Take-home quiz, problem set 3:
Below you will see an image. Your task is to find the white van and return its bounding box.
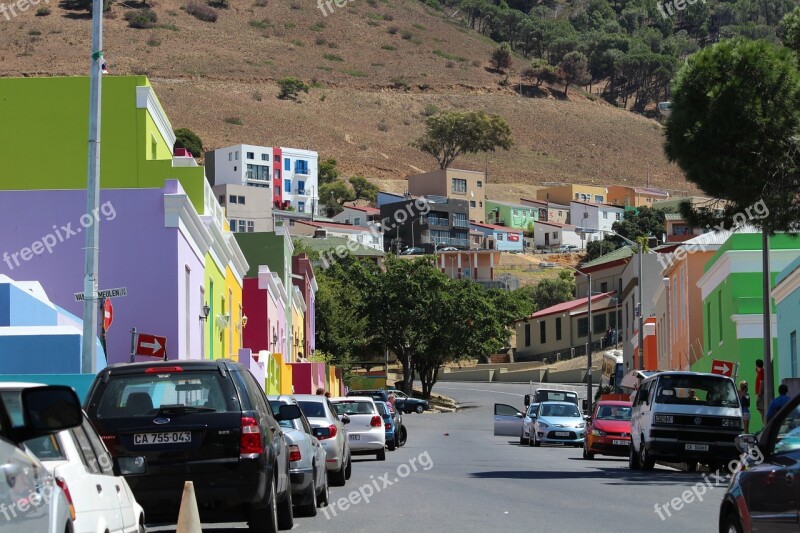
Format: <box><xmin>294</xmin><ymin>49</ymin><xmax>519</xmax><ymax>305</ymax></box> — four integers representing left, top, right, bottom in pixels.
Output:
<box><xmin>629</xmin><ymin>371</ymin><xmax>742</xmax><ymax>472</ymax></box>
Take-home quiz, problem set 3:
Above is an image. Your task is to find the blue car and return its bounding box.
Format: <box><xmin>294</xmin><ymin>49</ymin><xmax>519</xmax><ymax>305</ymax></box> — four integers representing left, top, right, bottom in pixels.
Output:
<box><xmin>376</xmin><ymin>401</ymin><xmax>404</xmax><ymax>451</ymax></box>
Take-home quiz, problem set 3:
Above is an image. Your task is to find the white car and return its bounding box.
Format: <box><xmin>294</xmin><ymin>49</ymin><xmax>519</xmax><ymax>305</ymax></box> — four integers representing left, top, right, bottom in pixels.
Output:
<box><xmin>0</xmin><ymin>385</ymin><xmax>82</xmax><ymax>533</ymax></box>
<box><xmin>330</xmin><ymin>397</ymin><xmax>386</xmax><ymax>461</ymax></box>
<box><xmin>294</xmin><ymin>395</ymin><xmax>352</xmax><ymax>487</ymax></box>
<box><xmin>0</xmin><ymin>384</ymin><xmax>145</xmax><ymax>533</ymax></box>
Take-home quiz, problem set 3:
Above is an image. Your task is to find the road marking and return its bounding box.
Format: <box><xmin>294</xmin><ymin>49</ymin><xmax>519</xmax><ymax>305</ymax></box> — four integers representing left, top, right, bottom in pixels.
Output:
<box><xmin>435</xmin><ymin>387</ymin><xmax>523</xmax><ymax>397</ymax></box>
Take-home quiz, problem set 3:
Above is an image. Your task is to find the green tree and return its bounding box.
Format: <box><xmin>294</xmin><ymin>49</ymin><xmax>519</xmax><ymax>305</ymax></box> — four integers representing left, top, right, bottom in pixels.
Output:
<box><xmin>522</xmin><ymin>58</ymin><xmax>560</xmax><ymax>87</ymax></box>
<box><xmin>664</xmin><ymin>39</ymin><xmax>800</xmax><ymax>234</ymax></box>
<box><xmin>584</xmin><ymin>238</ymin><xmax>620</xmax><ymax>262</ymax></box>
<box><xmin>319</xmin><ymin>181</ymin><xmax>355</xmax><ymax>217</ymax></box>
<box><xmin>491</xmin><ymin>42</ymin><xmax>513</xmax><ymax>72</ymax></box>
<box><xmin>319</xmin><ymin>158</ymin><xmax>339</xmax><ymax>185</ymax></box>
<box><xmin>174</xmin><ymin>128</ymin><xmax>203</xmax><ymax>157</ymax></box>
<box><xmin>780</xmin><ymin>6</ymin><xmax>800</xmax><ymax>51</ymax></box>
<box><xmin>277</xmin><ymin>77</ymin><xmax>310</xmax><ymax>101</ymax></box>
<box><xmin>559</xmin><ymin>51</ymin><xmax>591</xmax><ymax>96</ymax></box>
<box><xmin>531</xmin><ymin>270</ymin><xmax>575</xmax><ymax>309</ymax></box>
<box><xmin>348</xmin><ymin>176</ymin><xmax>380</xmax><ymax>204</ymax></box>
<box><xmin>412</xmin><ymin>110</ymin><xmax>513</xmax><ymax>169</ymax></box>
<box><xmin>610</xmin><ymin>206</ymin><xmax>666</xmax><ymax>243</ymax></box>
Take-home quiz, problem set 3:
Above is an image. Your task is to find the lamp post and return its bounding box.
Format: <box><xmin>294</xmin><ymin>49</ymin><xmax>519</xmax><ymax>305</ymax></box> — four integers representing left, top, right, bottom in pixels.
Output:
<box><xmin>606</xmin><ymin>231</ymin><xmax>646</xmax><ymax>370</ymax></box>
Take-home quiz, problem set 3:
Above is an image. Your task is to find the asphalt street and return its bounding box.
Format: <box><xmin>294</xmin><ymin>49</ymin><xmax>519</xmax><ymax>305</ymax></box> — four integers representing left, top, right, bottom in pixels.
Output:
<box><xmin>150</xmin><ymin>382</ymin><xmax>724</xmax><ymax>533</ymax></box>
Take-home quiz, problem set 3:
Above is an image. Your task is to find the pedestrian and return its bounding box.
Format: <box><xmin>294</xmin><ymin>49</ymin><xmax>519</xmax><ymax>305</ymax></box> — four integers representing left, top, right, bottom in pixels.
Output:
<box><xmin>738</xmin><ymin>381</ymin><xmax>751</xmax><ymax>433</ymax></box>
<box><xmin>767</xmin><ymin>383</ymin><xmax>791</xmax><ymax>421</ymax></box>
<box><xmin>755</xmin><ymin>359</ymin><xmax>765</xmax><ymax>423</ymax></box>
<box><xmin>324</xmin><ymin>392</ymin><xmax>331</xmax><ymax>398</ymax></box>
<box><xmin>315</xmin><ymin>387</ymin><xmax>325</xmax><ymax>396</ymax></box>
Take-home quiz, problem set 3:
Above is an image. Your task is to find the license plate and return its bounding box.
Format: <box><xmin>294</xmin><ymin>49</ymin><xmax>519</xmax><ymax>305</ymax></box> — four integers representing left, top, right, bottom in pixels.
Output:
<box><xmin>134</xmin><ymin>432</ymin><xmax>191</xmax><ymax>445</ymax></box>
<box><xmin>685</xmin><ymin>443</ymin><xmax>709</xmax><ymax>451</ymax></box>
<box><xmin>555</xmin><ymin>431</ymin><xmax>570</xmax><ymax>437</ymax></box>
<box><xmin>612</xmin><ymin>440</ymin><xmax>627</xmax><ymax>446</ymax></box>
<box><xmin>349</xmin><ymin>434</ymin><xmax>360</xmax><ymax>440</ymax></box>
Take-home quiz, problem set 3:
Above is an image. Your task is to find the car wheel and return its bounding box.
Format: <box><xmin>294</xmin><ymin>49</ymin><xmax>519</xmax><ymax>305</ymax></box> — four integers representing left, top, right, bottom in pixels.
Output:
<box><xmin>583</xmin><ymin>443</ymin><xmax>594</xmax><ymax>460</ymax></box>
<box><xmin>138</xmin><ymin>515</ymin><xmax>146</xmax><ymax>533</ymax></box>
<box><xmin>249</xmin><ymin>478</ymin><xmax>279</xmax><ymax>533</ymax></box>
<box><xmin>721</xmin><ymin>512</ymin><xmax>744</xmax><ymax>533</ymax></box>
<box><xmin>387</xmin><ymin>437</ymin><xmax>396</xmax><ymax>451</ymax></box>
<box><xmin>639</xmin><ymin>441</ymin><xmax>655</xmax><ymax>471</ymax></box>
<box><xmin>298</xmin><ymin>467</ymin><xmax>318</xmax><ymax>517</ymax></box>
<box><xmin>277</xmin><ymin>479</ymin><xmax>294</xmax><ymax>530</ymax></box>
<box><xmin>629</xmin><ymin>443</ymin><xmax>640</xmax><ymax>470</ymax></box>
<box><xmin>415</xmin><ymin>404</ymin><xmax>425</xmax><ymax>414</ymax></box>
<box><xmin>377</xmin><ymin>448</ymin><xmax>386</xmax><ymax>461</ymax></box>
<box><xmin>398</xmin><ymin>425</ymin><xmax>407</xmax><ymax>447</ymax></box>
<box><xmin>331</xmin><ymin>458</ymin><xmax>346</xmax><ymax>487</ymax></box>
<box><xmin>344</xmin><ymin>453</ymin><xmax>352</xmax><ymax>480</ymax></box>
<box><xmin>318</xmin><ymin>471</ymin><xmax>329</xmax><ymax>508</ymax></box>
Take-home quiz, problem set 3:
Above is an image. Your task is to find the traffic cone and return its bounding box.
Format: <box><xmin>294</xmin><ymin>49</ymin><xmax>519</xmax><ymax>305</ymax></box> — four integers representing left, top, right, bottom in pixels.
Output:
<box><xmin>176</xmin><ymin>481</ymin><xmax>202</xmax><ymax>533</ymax></box>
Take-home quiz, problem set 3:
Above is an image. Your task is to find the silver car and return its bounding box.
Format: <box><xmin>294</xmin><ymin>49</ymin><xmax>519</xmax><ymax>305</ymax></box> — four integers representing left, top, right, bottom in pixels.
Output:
<box><xmin>330</xmin><ymin>397</ymin><xmax>386</xmax><ymax>461</ymax></box>
<box><xmin>268</xmin><ymin>396</ymin><xmax>329</xmax><ymax>517</ymax></box>
<box><xmin>531</xmin><ymin>401</ymin><xmax>586</xmax><ymax>447</ymax></box>
<box><xmin>294</xmin><ymin>394</ymin><xmax>351</xmax><ymax>487</ymax></box>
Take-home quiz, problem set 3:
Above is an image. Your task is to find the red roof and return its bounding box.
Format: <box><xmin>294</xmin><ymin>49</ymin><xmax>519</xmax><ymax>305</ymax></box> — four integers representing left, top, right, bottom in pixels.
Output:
<box><xmin>526</xmin><ymin>292</ymin><xmax>615</xmax><ymax>320</ymax></box>
<box><xmin>470</xmin><ymin>222</ymin><xmax>522</xmax><ymax>233</ymax></box>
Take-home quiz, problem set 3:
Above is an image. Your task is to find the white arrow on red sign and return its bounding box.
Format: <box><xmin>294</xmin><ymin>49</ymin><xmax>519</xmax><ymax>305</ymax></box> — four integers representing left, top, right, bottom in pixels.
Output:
<box><xmin>711</xmin><ymin>359</ymin><xmax>733</xmax><ymax>377</ymax></box>
<box><xmin>134</xmin><ymin>333</ymin><xmax>167</xmax><ymax>358</ymax></box>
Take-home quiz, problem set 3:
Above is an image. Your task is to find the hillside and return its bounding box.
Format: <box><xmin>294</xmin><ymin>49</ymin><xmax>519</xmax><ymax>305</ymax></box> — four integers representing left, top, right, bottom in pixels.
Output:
<box><xmin>0</xmin><ymin>0</ymin><xmax>691</xmax><ymax>192</ymax></box>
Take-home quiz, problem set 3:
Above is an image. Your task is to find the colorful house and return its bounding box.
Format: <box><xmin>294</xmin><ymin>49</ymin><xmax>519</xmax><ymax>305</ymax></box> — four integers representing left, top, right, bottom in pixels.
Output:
<box><xmin>485</xmin><ymin>200</ymin><xmax>538</xmax><ymax>230</ymax></box>
<box><xmin>290</xmin><ymin>286</ymin><xmax>306</xmax><ymax>361</ymax></box>
<box><xmin>536</xmin><ymin>184</ymin><xmax>608</xmax><ymax>206</ymax></box>
<box><xmin>772</xmin><ymin>255</ymin><xmax>800</xmax><ymax>380</ymax></box>
<box><xmin>607</xmin><ymin>186</ymin><xmax>669</xmax><ymax>208</ymax></box>
<box><xmin>469</xmin><ymin>223</ymin><xmax>523</xmax><ymax>252</ymax></box>
<box><xmin>292</xmin><ymin>254</ymin><xmax>318</xmax><ymax>359</ymax></box>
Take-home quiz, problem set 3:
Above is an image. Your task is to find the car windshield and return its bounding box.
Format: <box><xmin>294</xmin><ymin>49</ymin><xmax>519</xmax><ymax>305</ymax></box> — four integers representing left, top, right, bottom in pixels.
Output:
<box><xmin>526</xmin><ymin>404</ymin><xmax>539</xmax><ymax>417</ymax></box>
<box><xmin>654</xmin><ymin>375</ymin><xmax>739</xmax><ymax>407</ymax></box>
<box><xmin>540</xmin><ymin>404</ymin><xmax>581</xmax><ymax>418</ymax></box>
<box><xmin>595</xmin><ymin>406</ymin><xmax>632</xmax><ymax>420</ymax></box>
<box><xmin>269</xmin><ymin>400</ymin><xmax>297</xmax><ymax>430</ymax></box>
<box><xmin>332</xmin><ymin>400</ymin><xmax>375</xmax><ymax>415</ymax></box>
<box><xmin>95</xmin><ymin>372</ymin><xmax>236</xmax><ymax>418</ymax></box>
<box><xmin>536</xmin><ymin>391</ymin><xmax>578</xmax><ymax>404</ymax></box>
<box><xmin>297</xmin><ymin>400</ymin><xmax>327</xmax><ymax>419</ymax></box>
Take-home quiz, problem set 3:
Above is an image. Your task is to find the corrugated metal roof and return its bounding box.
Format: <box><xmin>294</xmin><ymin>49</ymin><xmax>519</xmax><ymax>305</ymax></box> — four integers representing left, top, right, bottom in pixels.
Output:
<box><xmin>579</xmin><ymin>245</ymin><xmax>634</xmax><ymax>269</ymax></box>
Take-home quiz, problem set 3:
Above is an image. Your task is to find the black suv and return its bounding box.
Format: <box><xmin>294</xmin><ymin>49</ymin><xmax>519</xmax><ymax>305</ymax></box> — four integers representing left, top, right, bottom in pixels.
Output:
<box><xmin>84</xmin><ymin>360</ymin><xmax>300</xmax><ymax>531</ymax></box>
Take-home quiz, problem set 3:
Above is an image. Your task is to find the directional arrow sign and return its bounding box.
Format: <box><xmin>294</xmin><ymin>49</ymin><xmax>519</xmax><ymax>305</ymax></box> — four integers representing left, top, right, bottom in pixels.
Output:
<box><xmin>134</xmin><ymin>332</ymin><xmax>167</xmax><ymax>359</ymax></box>
<box><xmin>711</xmin><ymin>359</ymin><xmax>733</xmax><ymax>377</ymax></box>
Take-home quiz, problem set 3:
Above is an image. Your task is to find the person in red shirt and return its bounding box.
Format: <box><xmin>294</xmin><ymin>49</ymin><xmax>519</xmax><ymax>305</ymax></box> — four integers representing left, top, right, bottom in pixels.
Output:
<box><xmin>755</xmin><ymin>359</ymin><xmax>764</xmax><ymax>423</ymax></box>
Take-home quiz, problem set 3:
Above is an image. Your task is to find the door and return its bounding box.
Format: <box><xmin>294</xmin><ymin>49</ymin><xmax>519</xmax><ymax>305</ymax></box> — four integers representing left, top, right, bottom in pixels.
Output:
<box><xmin>494</xmin><ymin>404</ymin><xmax>524</xmax><ymax>436</ymax></box>
<box><xmin>746</xmin><ymin>401</ymin><xmax>800</xmax><ymax>531</ymax></box>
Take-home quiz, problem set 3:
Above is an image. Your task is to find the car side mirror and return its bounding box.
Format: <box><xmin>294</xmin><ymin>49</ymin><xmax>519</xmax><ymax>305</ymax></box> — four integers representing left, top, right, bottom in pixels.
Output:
<box><xmin>16</xmin><ymin>386</ymin><xmax>82</xmax><ymax>442</ymax></box>
<box><xmin>278</xmin><ymin>404</ymin><xmax>302</xmax><ymax>421</ymax></box>
<box><xmin>735</xmin><ymin>434</ymin><xmax>758</xmax><ymax>454</ymax></box>
<box><xmin>515</xmin><ymin>412</ymin><xmax>524</xmax><ymax>418</ymax></box>
<box><xmin>340</xmin><ymin>414</ymin><xmax>350</xmax><ymax>425</ymax></box>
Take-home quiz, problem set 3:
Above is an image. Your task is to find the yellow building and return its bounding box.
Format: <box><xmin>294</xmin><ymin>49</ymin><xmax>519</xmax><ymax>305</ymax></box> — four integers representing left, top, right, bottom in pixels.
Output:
<box><xmin>291</xmin><ymin>286</ymin><xmax>307</xmax><ymax>361</ymax></box>
<box><xmin>536</xmin><ymin>185</ymin><xmax>608</xmax><ymax>206</ymax></box>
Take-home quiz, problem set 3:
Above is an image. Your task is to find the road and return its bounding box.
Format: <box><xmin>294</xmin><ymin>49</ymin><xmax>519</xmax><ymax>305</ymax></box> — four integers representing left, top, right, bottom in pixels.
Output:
<box><xmin>150</xmin><ymin>382</ymin><xmax>724</xmax><ymax>532</ymax></box>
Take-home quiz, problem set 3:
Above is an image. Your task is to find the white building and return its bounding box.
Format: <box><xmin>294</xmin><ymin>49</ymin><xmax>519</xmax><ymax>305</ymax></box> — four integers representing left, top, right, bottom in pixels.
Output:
<box><xmin>204</xmin><ymin>144</ymin><xmax>319</xmax><ymax>215</ymax></box>
<box><xmin>570</xmin><ymin>200</ymin><xmax>626</xmax><ymax>247</ymax></box>
<box><xmin>533</xmin><ymin>220</ymin><xmax>582</xmax><ymax>250</ymax></box>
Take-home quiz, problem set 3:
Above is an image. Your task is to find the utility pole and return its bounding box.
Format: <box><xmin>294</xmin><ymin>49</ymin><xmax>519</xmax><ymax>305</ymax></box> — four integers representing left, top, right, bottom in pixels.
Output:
<box><xmin>81</xmin><ymin>0</ymin><xmax>104</xmax><ymax>374</ymax></box>
<box><xmin>762</xmin><ymin>231</ymin><xmax>774</xmax><ymax>410</ymax></box>
<box><xmin>587</xmin><ymin>272</ymin><xmax>593</xmax><ymax>416</ymax></box>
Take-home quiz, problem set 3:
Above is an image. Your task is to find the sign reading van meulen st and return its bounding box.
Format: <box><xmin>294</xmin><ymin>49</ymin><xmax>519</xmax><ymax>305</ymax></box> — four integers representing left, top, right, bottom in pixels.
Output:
<box><xmin>74</xmin><ymin>287</ymin><xmax>128</xmax><ymax>301</ymax></box>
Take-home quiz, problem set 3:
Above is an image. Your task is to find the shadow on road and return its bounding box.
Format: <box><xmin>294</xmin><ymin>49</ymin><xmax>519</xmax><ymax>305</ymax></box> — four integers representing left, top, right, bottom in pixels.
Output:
<box><xmin>469</xmin><ymin>466</ymin><xmax>702</xmax><ymax>486</ymax></box>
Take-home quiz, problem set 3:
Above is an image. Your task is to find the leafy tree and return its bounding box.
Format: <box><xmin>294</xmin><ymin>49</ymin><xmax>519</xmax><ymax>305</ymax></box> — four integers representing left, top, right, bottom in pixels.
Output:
<box><xmin>348</xmin><ymin>176</ymin><xmax>380</xmax><ymax>204</ymax></box>
<box><xmin>412</xmin><ymin>110</ymin><xmax>513</xmax><ymax>169</ymax></box>
<box><xmin>491</xmin><ymin>42</ymin><xmax>513</xmax><ymax>72</ymax></box>
<box><xmin>780</xmin><ymin>6</ymin><xmax>800</xmax><ymax>51</ymax></box>
<box><xmin>174</xmin><ymin>128</ymin><xmax>203</xmax><ymax>158</ymax></box>
<box><xmin>610</xmin><ymin>206</ymin><xmax>666</xmax><ymax>243</ymax></box>
<box><xmin>319</xmin><ymin>181</ymin><xmax>355</xmax><ymax>217</ymax></box>
<box><xmin>664</xmin><ymin>39</ymin><xmax>800</xmax><ymax>234</ymax></box>
<box><xmin>319</xmin><ymin>158</ymin><xmax>339</xmax><ymax>186</ymax></box>
<box><xmin>584</xmin><ymin>238</ymin><xmax>620</xmax><ymax>262</ymax></box>
<box><xmin>559</xmin><ymin>51</ymin><xmax>591</xmax><ymax>96</ymax></box>
<box><xmin>277</xmin><ymin>77</ymin><xmax>310</xmax><ymax>101</ymax></box>
<box><xmin>522</xmin><ymin>58</ymin><xmax>560</xmax><ymax>87</ymax></box>
<box><xmin>531</xmin><ymin>270</ymin><xmax>575</xmax><ymax>309</ymax></box>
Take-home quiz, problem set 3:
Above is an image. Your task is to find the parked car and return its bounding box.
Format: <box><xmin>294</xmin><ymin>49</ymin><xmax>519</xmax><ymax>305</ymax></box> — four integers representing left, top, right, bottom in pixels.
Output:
<box><xmin>84</xmin><ymin>360</ymin><xmax>299</xmax><ymax>532</ymax></box>
<box><xmin>399</xmin><ymin>247</ymin><xmax>425</xmax><ymax>255</ymax></box>
<box><xmin>294</xmin><ymin>394</ymin><xmax>351</xmax><ymax>487</ymax></box>
<box><xmin>556</xmin><ymin>244</ymin><xmax>578</xmax><ymax>252</ymax></box>
<box><xmin>629</xmin><ymin>371</ymin><xmax>742</xmax><ymax>472</ymax></box>
<box><xmin>440</xmin><ymin>247</ymin><xmax>459</xmax><ymax>251</ymax></box>
<box><xmin>0</xmin><ymin>385</ymin><xmax>81</xmax><ymax>533</ymax></box>
<box><xmin>0</xmin><ymin>383</ymin><xmax>145</xmax><ymax>533</ymax></box>
<box><xmin>350</xmin><ymin>389</ymin><xmax>429</xmax><ymax>414</ymax></box>
<box><xmin>530</xmin><ymin>401</ymin><xmax>586</xmax><ymax>447</ymax></box>
<box><xmin>493</xmin><ymin>403</ymin><xmax>525</xmax><ymax>437</ymax></box>
<box><xmin>329</xmin><ymin>397</ymin><xmax>386</xmax><ymax>461</ymax></box>
<box><xmin>268</xmin><ymin>396</ymin><xmax>329</xmax><ymax>517</ymax></box>
<box><xmin>521</xmin><ymin>403</ymin><xmax>539</xmax><ymax>445</ymax></box>
<box><xmin>583</xmin><ymin>400</ymin><xmax>632</xmax><ymax>459</ymax></box>
<box><xmin>719</xmin><ymin>392</ymin><xmax>800</xmax><ymax>533</ymax></box>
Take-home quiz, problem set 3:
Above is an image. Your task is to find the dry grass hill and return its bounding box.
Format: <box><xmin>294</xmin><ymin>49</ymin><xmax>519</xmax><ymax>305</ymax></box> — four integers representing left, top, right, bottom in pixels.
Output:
<box><xmin>0</xmin><ymin>0</ymin><xmax>694</xmax><ymax>193</ymax></box>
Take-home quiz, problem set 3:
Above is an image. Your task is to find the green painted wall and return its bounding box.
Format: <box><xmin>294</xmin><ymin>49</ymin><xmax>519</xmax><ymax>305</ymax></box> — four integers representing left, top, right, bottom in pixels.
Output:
<box><xmin>205</xmin><ymin>257</ymin><xmax>226</xmax><ymax>360</ymax></box>
<box><xmin>0</xmin><ymin>76</ymin><xmax>204</xmax><ymax>211</ymax></box>
<box><xmin>485</xmin><ymin>201</ymin><xmax>537</xmax><ymax>230</ymax></box>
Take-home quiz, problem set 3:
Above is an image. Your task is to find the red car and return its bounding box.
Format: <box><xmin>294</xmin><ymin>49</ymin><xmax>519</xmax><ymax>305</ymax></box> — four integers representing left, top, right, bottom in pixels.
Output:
<box><xmin>583</xmin><ymin>400</ymin><xmax>633</xmax><ymax>459</ymax></box>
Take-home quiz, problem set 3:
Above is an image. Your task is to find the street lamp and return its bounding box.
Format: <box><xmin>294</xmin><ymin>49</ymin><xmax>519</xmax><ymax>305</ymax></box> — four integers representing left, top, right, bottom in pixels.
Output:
<box><xmin>566</xmin><ymin>267</ymin><xmax>594</xmax><ymax>415</ymax></box>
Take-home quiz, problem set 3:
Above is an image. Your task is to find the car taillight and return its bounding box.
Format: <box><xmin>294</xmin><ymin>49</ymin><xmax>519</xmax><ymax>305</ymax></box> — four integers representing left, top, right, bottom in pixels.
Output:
<box><xmin>99</xmin><ymin>433</ymin><xmax>119</xmax><ymax>451</ymax></box>
<box><xmin>145</xmin><ymin>366</ymin><xmax>183</xmax><ymax>373</ymax></box>
<box><xmin>56</xmin><ymin>477</ymin><xmax>76</xmax><ymax>521</ymax></box>
<box><xmin>370</xmin><ymin>415</ymin><xmax>382</xmax><ymax>428</ymax></box>
<box><xmin>240</xmin><ymin>417</ymin><xmax>262</xmax><ymax>455</ymax></box>
<box><xmin>317</xmin><ymin>424</ymin><xmax>337</xmax><ymax>440</ymax></box>
<box><xmin>288</xmin><ymin>445</ymin><xmax>301</xmax><ymax>462</ymax></box>
<box><xmin>384</xmin><ymin>423</ymin><xmax>392</xmax><ymax>430</ymax></box>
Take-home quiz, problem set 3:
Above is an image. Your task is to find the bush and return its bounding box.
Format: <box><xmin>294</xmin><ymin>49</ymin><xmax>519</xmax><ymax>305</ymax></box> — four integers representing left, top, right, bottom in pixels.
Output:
<box><xmin>186</xmin><ymin>2</ymin><xmax>218</xmax><ymax>21</ymax></box>
<box><xmin>174</xmin><ymin>128</ymin><xmax>203</xmax><ymax>157</ymax></box>
<box><xmin>323</xmin><ymin>53</ymin><xmax>343</xmax><ymax>61</ymax></box>
<box><xmin>277</xmin><ymin>77</ymin><xmax>310</xmax><ymax>100</ymax></box>
<box><xmin>401</xmin><ymin>30</ymin><xmax>412</xmax><ymax>40</ymax></box>
<box><xmin>378</xmin><ymin>122</ymin><xmax>389</xmax><ymax>132</ymax></box>
<box><xmin>315</xmin><ymin>36</ymin><xmax>326</xmax><ymax>45</ymax></box>
<box><xmin>387</xmin><ymin>25</ymin><xmax>398</xmax><ymax>34</ymax></box>
<box><xmin>124</xmin><ymin>9</ymin><xmax>157</xmax><ymax>28</ymax></box>
<box><xmin>390</xmin><ymin>77</ymin><xmax>409</xmax><ymax>90</ymax></box>
<box><xmin>35</xmin><ymin>6</ymin><xmax>50</xmax><ymax>15</ymax></box>
<box><xmin>29</xmin><ymin>30</ymin><xmax>41</xmax><ymax>35</ymax></box>
<box><xmin>147</xmin><ymin>37</ymin><xmax>161</xmax><ymax>46</ymax></box>
<box><xmin>422</xmin><ymin>103</ymin><xmax>439</xmax><ymax>116</ymax></box>
<box><xmin>224</xmin><ymin>117</ymin><xmax>243</xmax><ymax>125</ymax></box>
<box><xmin>381</xmin><ymin>44</ymin><xmax>396</xmax><ymax>51</ymax></box>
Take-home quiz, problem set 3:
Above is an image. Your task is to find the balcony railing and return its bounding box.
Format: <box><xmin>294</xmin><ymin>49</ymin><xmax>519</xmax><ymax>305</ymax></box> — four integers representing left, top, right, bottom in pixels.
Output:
<box><xmin>453</xmin><ymin>219</ymin><xmax>470</xmax><ymax>228</ymax></box>
<box><xmin>427</xmin><ymin>216</ymin><xmax>449</xmax><ymax>226</ymax></box>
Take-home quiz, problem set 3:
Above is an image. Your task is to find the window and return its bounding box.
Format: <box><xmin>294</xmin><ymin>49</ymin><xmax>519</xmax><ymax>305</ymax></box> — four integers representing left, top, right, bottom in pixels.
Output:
<box><xmin>575</xmin><ymin>193</ymin><xmax>580</xmax><ymax>199</ymax></box>
<box><xmin>452</xmin><ymin>178</ymin><xmax>467</xmax><ymax>193</ymax></box>
<box><xmin>246</xmin><ymin>152</ymin><xmax>254</xmax><ymax>159</ymax></box>
<box><xmin>616</xmin><ymin>213</ymin><xmax>621</xmax><ymax>221</ymax></box>
<box><xmin>479</xmin><ymin>201</ymin><xmax>483</xmax><ymax>207</ymax></box>
<box><xmin>593</xmin><ymin>313</ymin><xmax>607</xmax><ymax>334</ymax></box>
<box><xmin>578</xmin><ymin>317</ymin><xmax>589</xmax><ymax>337</ymax></box>
<box><xmin>298</xmin><ymin>202</ymin><xmax>306</xmax><ymax>213</ymax></box>
<box><xmin>229</xmin><ymin>219</ymin><xmax>238</xmax><ymax>232</ymax></box>
<box><xmin>603</xmin><ymin>211</ymin><xmax>608</xmax><ymax>219</ymax></box>
<box><xmin>238</xmin><ymin>196</ymin><xmax>246</xmax><ymax>205</ymax></box>
<box><xmin>600</xmin><ymin>282</ymin><xmax>608</xmax><ymax>292</ymax></box>
<box><xmin>295</xmin><ymin>160</ymin><xmax>309</xmax><ymax>174</ymax></box>
<box><xmin>285</xmin><ymin>158</ymin><xmax>291</xmax><ymax>171</ymax></box>
<box><xmin>525</xmin><ymin>324</ymin><xmax>531</xmax><ymax>346</ymax></box>
<box><xmin>555</xmin><ymin>317</ymin><xmax>562</xmax><ymax>341</ymax></box>
<box><xmin>246</xmin><ymin>164</ymin><xmax>269</xmax><ymax>181</ymax></box>
<box><xmin>285</xmin><ymin>179</ymin><xmax>291</xmax><ymax>193</ymax></box>
<box><xmin>262</xmin><ymin>153</ymin><xmax>269</xmax><ymax>161</ymax></box>
<box><xmin>497</xmin><ymin>233</ymin><xmax>504</xmax><ymax>241</ymax></box>
<box><xmin>477</xmin><ymin>180</ymin><xmax>483</xmax><ymax>188</ymax></box>
<box><xmin>297</xmin><ymin>180</ymin><xmax>305</xmax><ymax>193</ymax></box>
<box><xmin>594</xmin><ymin>195</ymin><xmax>603</xmax><ymax>202</ymax></box>
<box><xmin>239</xmin><ymin>221</ymin><xmax>247</xmax><ymax>233</ymax></box>
<box><xmin>228</xmin><ymin>152</ymin><xmax>233</xmax><ymax>161</ymax></box>
<box><xmin>234</xmin><ymin>166</ymin><xmax>237</xmax><ymax>172</ymax></box>
<box><xmin>275</xmin><ymin>155</ymin><xmax>281</xmax><ymax>163</ymax></box>
<box><xmin>540</xmin><ymin>321</ymin><xmax>546</xmax><ymax>344</ymax></box>
<box><xmin>552</xmin><ymin>232</ymin><xmax>557</xmax><ymax>238</ymax></box>
<box><xmin>71</xmin><ymin>422</ymin><xmax>103</xmax><ymax>474</ymax></box>
<box><xmin>354</xmin><ymin>217</ymin><xmax>361</xmax><ymax>225</ymax></box>
<box><xmin>247</xmin><ymin>221</ymin><xmax>254</xmax><ymax>232</ymax></box>
<box><xmin>229</xmin><ymin>195</ymin><xmax>237</xmax><ymax>204</ymax></box>
<box><xmin>235</xmin><ymin>151</ymin><xmax>239</xmax><ymax>160</ymax></box>
<box><xmin>219</xmin><ymin>195</ymin><xmax>225</xmax><ymax>204</ymax></box>
<box><xmin>470</xmin><ymin>201</ymin><xmax>476</xmax><ymax>208</ymax></box>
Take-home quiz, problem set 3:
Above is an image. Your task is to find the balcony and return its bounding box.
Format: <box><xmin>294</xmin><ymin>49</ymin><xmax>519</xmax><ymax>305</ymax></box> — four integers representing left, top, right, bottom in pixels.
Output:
<box><xmin>427</xmin><ymin>216</ymin><xmax>449</xmax><ymax>226</ymax></box>
<box><xmin>453</xmin><ymin>219</ymin><xmax>470</xmax><ymax>228</ymax></box>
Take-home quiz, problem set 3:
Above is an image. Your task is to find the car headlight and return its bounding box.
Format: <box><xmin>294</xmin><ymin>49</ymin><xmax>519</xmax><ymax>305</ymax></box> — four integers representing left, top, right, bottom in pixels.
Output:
<box><xmin>654</xmin><ymin>414</ymin><xmax>674</xmax><ymax>424</ymax></box>
<box><xmin>591</xmin><ymin>429</ymin><xmax>607</xmax><ymax>436</ymax></box>
<box><xmin>538</xmin><ymin>422</ymin><xmax>549</xmax><ymax>429</ymax></box>
<box><xmin>576</xmin><ymin>423</ymin><xmax>585</xmax><ymax>429</ymax></box>
<box><xmin>721</xmin><ymin>418</ymin><xmax>742</xmax><ymax>429</ymax></box>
